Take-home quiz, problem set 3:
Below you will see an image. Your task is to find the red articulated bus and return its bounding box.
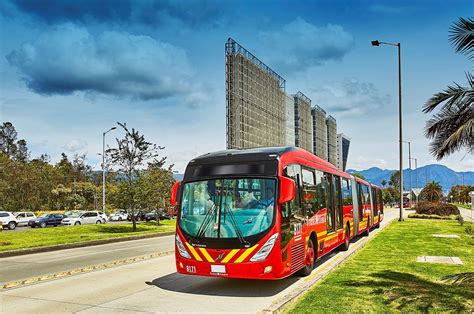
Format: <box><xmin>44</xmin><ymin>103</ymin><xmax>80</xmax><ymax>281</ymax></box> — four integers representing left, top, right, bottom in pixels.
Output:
<box><xmin>171</xmin><ymin>147</ymin><xmax>384</xmax><ymax>280</ymax></box>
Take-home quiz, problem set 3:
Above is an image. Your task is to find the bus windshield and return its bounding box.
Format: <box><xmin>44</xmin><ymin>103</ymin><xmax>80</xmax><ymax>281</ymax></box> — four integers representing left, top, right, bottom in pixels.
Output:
<box><xmin>179</xmin><ymin>178</ymin><xmax>276</xmax><ymax>240</ymax></box>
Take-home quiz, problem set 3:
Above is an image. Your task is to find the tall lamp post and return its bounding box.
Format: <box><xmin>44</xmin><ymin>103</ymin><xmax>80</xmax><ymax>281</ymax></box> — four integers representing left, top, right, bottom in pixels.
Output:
<box><xmin>372</xmin><ymin>39</ymin><xmax>403</xmax><ymax>221</ymax></box>
<box><xmin>102</xmin><ymin>127</ymin><xmax>116</xmax><ymax>213</ymax></box>
<box><xmin>403</xmin><ymin>141</ymin><xmax>412</xmax><ymax>209</ymax></box>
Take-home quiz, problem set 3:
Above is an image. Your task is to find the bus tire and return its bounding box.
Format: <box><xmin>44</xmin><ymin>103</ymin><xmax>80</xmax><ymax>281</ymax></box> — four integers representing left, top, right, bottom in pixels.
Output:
<box><xmin>298</xmin><ymin>239</ymin><xmax>315</xmax><ymax>277</ymax></box>
<box><xmin>340</xmin><ymin>225</ymin><xmax>350</xmax><ymax>251</ymax></box>
<box><xmin>375</xmin><ymin>214</ymin><xmax>381</xmax><ymax>228</ymax></box>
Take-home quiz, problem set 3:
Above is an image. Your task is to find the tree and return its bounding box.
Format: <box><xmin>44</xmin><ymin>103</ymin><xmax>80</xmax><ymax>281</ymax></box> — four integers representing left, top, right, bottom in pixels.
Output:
<box><xmin>0</xmin><ymin>122</ymin><xmax>18</xmax><ymax>156</ymax></box>
<box><xmin>106</xmin><ymin>122</ymin><xmax>165</xmax><ymax>231</ymax></box>
<box><xmin>381</xmin><ymin>180</ymin><xmax>387</xmax><ymax>189</ymax></box>
<box><xmin>423</xmin><ymin>17</ymin><xmax>474</xmax><ymax>160</ymax></box>
<box><xmin>353</xmin><ymin>172</ymin><xmax>366</xmax><ymax>180</ymax></box>
<box><xmin>14</xmin><ymin>139</ymin><xmax>29</xmax><ymax>162</ymax></box>
<box><xmin>420</xmin><ymin>181</ymin><xmax>443</xmax><ymax>203</ymax></box>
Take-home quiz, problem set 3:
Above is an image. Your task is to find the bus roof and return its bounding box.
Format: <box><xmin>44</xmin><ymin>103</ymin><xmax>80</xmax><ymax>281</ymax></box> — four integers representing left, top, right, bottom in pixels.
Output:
<box><xmin>189</xmin><ymin>146</ymin><xmax>297</xmax><ymax>165</ymax></box>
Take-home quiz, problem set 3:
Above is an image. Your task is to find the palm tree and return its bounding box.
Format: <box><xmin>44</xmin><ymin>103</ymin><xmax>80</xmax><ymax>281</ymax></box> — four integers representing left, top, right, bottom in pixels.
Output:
<box><xmin>421</xmin><ymin>181</ymin><xmax>443</xmax><ymax>202</ymax></box>
<box><xmin>423</xmin><ymin>17</ymin><xmax>473</xmax><ymax>160</ymax></box>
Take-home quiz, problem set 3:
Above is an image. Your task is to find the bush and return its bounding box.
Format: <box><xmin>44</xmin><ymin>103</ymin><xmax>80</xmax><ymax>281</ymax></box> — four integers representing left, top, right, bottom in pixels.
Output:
<box><xmin>416</xmin><ymin>202</ymin><xmax>460</xmax><ymax>216</ymax></box>
<box><xmin>456</xmin><ymin>215</ymin><xmax>464</xmax><ymax>226</ymax></box>
<box><xmin>465</xmin><ymin>225</ymin><xmax>474</xmax><ymax>235</ymax></box>
<box><xmin>408</xmin><ymin>213</ymin><xmax>456</xmax><ymax>220</ymax></box>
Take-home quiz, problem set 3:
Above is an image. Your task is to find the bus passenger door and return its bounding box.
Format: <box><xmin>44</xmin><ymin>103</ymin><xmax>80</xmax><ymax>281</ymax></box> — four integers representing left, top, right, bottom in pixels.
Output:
<box><xmin>281</xmin><ymin>165</ymin><xmax>305</xmax><ymax>251</ymax></box>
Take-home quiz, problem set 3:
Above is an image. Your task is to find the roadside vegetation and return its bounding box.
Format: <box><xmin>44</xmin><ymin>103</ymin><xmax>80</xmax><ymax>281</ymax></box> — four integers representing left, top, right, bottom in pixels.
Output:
<box><xmin>0</xmin><ymin>220</ymin><xmax>176</xmax><ymax>252</ymax></box>
<box><xmin>0</xmin><ymin>121</ymin><xmax>175</xmax><ymax>228</ymax></box>
<box><xmin>288</xmin><ymin>219</ymin><xmax>474</xmax><ymax>313</ymax></box>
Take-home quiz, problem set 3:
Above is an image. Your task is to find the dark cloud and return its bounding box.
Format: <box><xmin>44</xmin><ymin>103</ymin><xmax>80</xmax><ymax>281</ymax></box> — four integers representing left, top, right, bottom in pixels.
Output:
<box><xmin>310</xmin><ymin>78</ymin><xmax>391</xmax><ymax>116</ymax></box>
<box><xmin>6</xmin><ymin>24</ymin><xmax>199</xmax><ymax>100</ymax></box>
<box><xmin>8</xmin><ymin>0</ymin><xmax>224</xmax><ymax>27</ymax></box>
<box><xmin>260</xmin><ymin>17</ymin><xmax>353</xmax><ymax>72</ymax></box>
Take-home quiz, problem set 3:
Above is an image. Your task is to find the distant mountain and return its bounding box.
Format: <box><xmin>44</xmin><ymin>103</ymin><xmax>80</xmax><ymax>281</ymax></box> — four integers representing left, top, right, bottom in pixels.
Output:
<box><xmin>347</xmin><ymin>164</ymin><xmax>474</xmax><ymax>192</ymax></box>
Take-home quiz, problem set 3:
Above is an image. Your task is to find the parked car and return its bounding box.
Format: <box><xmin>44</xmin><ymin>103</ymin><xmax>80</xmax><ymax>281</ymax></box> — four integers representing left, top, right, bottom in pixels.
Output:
<box><xmin>109</xmin><ymin>210</ymin><xmax>128</xmax><ymax>221</ymax></box>
<box><xmin>0</xmin><ymin>211</ymin><xmax>18</xmax><ymax>230</ymax></box>
<box><xmin>97</xmin><ymin>211</ymin><xmax>107</xmax><ymax>223</ymax></box>
<box><xmin>145</xmin><ymin>209</ymin><xmax>171</xmax><ymax>221</ymax></box>
<box><xmin>28</xmin><ymin>213</ymin><xmax>66</xmax><ymax>228</ymax></box>
<box><xmin>127</xmin><ymin>210</ymin><xmax>147</xmax><ymax>222</ymax></box>
<box><xmin>61</xmin><ymin>211</ymin><xmax>104</xmax><ymax>226</ymax></box>
<box><xmin>14</xmin><ymin>212</ymin><xmax>36</xmax><ymax>227</ymax></box>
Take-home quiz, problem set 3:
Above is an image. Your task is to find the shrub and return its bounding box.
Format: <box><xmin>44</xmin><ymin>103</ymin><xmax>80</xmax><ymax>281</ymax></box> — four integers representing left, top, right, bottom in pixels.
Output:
<box><xmin>465</xmin><ymin>225</ymin><xmax>474</xmax><ymax>235</ymax></box>
<box><xmin>416</xmin><ymin>202</ymin><xmax>460</xmax><ymax>216</ymax></box>
<box><xmin>456</xmin><ymin>215</ymin><xmax>464</xmax><ymax>226</ymax></box>
<box><xmin>408</xmin><ymin>213</ymin><xmax>456</xmax><ymax>220</ymax></box>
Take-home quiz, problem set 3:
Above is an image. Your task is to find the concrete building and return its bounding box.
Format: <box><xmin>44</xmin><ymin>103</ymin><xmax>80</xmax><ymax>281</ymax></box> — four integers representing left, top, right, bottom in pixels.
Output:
<box><xmin>293</xmin><ymin>92</ymin><xmax>313</xmax><ymax>152</ymax></box>
<box><xmin>326</xmin><ymin>115</ymin><xmax>337</xmax><ymax>166</ymax></box>
<box><xmin>225</xmin><ymin>38</ymin><xmax>286</xmax><ymax>149</ymax></box>
<box><xmin>285</xmin><ymin>94</ymin><xmax>295</xmax><ymax>146</ymax></box>
<box><xmin>336</xmin><ymin>133</ymin><xmax>351</xmax><ymax>171</ymax></box>
<box><xmin>311</xmin><ymin>105</ymin><xmax>328</xmax><ymax>160</ymax></box>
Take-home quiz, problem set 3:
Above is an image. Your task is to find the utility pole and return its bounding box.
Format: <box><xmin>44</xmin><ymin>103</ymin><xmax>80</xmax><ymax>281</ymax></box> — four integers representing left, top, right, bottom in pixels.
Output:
<box><xmin>102</xmin><ymin>127</ymin><xmax>117</xmax><ymax>213</ymax></box>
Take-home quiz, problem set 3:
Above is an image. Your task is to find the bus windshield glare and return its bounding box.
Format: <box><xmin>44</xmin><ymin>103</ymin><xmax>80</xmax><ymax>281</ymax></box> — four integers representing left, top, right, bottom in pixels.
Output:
<box><xmin>179</xmin><ymin>178</ymin><xmax>276</xmax><ymax>239</ymax></box>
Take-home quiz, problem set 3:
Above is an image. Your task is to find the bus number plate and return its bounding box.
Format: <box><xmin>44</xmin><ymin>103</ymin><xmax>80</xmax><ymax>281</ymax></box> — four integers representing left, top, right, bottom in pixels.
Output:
<box><xmin>211</xmin><ymin>265</ymin><xmax>226</xmax><ymax>273</ymax></box>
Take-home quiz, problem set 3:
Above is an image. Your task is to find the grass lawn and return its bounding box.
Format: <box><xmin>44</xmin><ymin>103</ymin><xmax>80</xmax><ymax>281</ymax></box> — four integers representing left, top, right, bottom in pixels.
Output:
<box><xmin>0</xmin><ymin>220</ymin><xmax>176</xmax><ymax>252</ymax></box>
<box><xmin>288</xmin><ymin>219</ymin><xmax>474</xmax><ymax>313</ymax></box>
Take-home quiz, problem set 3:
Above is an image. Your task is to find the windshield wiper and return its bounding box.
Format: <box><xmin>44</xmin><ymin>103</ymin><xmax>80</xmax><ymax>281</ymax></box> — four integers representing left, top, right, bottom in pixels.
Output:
<box><xmin>223</xmin><ymin>204</ymin><xmax>250</xmax><ymax>247</ymax></box>
<box><xmin>194</xmin><ymin>203</ymin><xmax>217</xmax><ymax>243</ymax></box>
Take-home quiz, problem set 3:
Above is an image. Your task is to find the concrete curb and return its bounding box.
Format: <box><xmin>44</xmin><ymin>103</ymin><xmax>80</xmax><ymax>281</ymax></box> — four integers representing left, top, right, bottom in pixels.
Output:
<box><xmin>2</xmin><ymin>249</ymin><xmax>175</xmax><ymax>290</ymax></box>
<box><xmin>0</xmin><ymin>231</ymin><xmax>175</xmax><ymax>258</ymax></box>
<box><xmin>262</xmin><ymin>219</ymin><xmax>395</xmax><ymax>313</ymax></box>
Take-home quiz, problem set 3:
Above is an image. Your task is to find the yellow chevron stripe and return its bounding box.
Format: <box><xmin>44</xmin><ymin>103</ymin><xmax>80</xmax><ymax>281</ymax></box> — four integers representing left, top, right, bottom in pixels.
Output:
<box><xmin>325</xmin><ymin>233</ymin><xmax>339</xmax><ymax>241</ymax></box>
<box><xmin>198</xmin><ymin>248</ymin><xmax>215</xmax><ymax>262</ymax></box>
<box><xmin>221</xmin><ymin>249</ymin><xmax>240</xmax><ymax>263</ymax></box>
<box><xmin>185</xmin><ymin>242</ymin><xmax>203</xmax><ymax>262</ymax></box>
<box><xmin>234</xmin><ymin>244</ymin><xmax>259</xmax><ymax>263</ymax></box>
<box><xmin>317</xmin><ymin>231</ymin><xmax>327</xmax><ymax>238</ymax></box>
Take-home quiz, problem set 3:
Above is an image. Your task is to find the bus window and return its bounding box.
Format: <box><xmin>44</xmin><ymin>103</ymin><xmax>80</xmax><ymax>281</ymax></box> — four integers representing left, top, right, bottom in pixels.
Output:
<box><xmin>333</xmin><ymin>176</ymin><xmax>343</xmax><ymax>230</ymax></box>
<box><xmin>372</xmin><ymin>187</ymin><xmax>378</xmax><ymax>216</ymax></box>
<box><xmin>378</xmin><ymin>189</ymin><xmax>384</xmax><ymax>214</ymax></box>
<box><xmin>314</xmin><ymin>170</ymin><xmax>327</xmax><ymax>213</ymax></box>
<box><xmin>325</xmin><ymin>173</ymin><xmax>334</xmax><ymax>232</ymax></box>
<box><xmin>302</xmin><ymin>167</ymin><xmax>317</xmax><ymax>217</ymax></box>
<box><xmin>341</xmin><ymin>178</ymin><xmax>352</xmax><ymax>206</ymax></box>
<box><xmin>357</xmin><ymin>183</ymin><xmax>364</xmax><ymax>218</ymax></box>
<box><xmin>282</xmin><ymin>164</ymin><xmax>302</xmax><ymax>218</ymax></box>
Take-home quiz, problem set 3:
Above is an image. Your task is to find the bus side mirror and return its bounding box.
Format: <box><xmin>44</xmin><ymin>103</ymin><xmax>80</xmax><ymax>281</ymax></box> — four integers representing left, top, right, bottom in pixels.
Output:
<box><xmin>279</xmin><ymin>177</ymin><xmax>296</xmax><ymax>204</ymax></box>
<box><xmin>170</xmin><ymin>181</ymin><xmax>182</xmax><ymax>206</ymax></box>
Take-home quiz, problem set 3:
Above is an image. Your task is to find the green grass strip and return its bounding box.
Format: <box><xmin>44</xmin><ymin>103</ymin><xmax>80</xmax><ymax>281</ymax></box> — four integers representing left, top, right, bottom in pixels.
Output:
<box><xmin>288</xmin><ymin>219</ymin><xmax>474</xmax><ymax>313</ymax></box>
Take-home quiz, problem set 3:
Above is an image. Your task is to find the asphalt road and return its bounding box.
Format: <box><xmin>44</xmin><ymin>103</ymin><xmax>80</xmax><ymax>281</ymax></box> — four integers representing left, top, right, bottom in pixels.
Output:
<box><xmin>1</xmin><ymin>208</ymin><xmax>398</xmax><ymax>313</ymax></box>
<box><xmin>0</xmin><ymin>235</ymin><xmax>174</xmax><ymax>283</ymax></box>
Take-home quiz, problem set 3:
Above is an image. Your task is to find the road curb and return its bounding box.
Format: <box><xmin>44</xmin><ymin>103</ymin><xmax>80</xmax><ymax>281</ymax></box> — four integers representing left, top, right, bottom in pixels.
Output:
<box><xmin>0</xmin><ymin>231</ymin><xmax>175</xmax><ymax>258</ymax></box>
<box><xmin>262</xmin><ymin>219</ymin><xmax>395</xmax><ymax>313</ymax></box>
<box><xmin>1</xmin><ymin>249</ymin><xmax>175</xmax><ymax>290</ymax></box>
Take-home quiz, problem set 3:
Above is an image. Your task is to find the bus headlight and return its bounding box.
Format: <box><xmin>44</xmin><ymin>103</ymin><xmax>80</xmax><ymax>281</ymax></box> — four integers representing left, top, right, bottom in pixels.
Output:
<box><xmin>175</xmin><ymin>234</ymin><xmax>191</xmax><ymax>259</ymax></box>
<box><xmin>250</xmin><ymin>233</ymin><xmax>278</xmax><ymax>262</ymax></box>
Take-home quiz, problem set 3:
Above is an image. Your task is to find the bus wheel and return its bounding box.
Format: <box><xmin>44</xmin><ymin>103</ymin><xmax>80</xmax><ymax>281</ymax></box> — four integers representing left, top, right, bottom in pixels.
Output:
<box><xmin>375</xmin><ymin>214</ymin><xmax>381</xmax><ymax>228</ymax></box>
<box><xmin>298</xmin><ymin>239</ymin><xmax>315</xmax><ymax>277</ymax></box>
<box><xmin>341</xmin><ymin>226</ymin><xmax>350</xmax><ymax>251</ymax></box>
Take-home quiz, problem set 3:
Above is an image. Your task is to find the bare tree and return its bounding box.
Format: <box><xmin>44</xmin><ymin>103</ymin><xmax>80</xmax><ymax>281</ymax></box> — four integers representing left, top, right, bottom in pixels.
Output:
<box><xmin>106</xmin><ymin>122</ymin><xmax>165</xmax><ymax>231</ymax></box>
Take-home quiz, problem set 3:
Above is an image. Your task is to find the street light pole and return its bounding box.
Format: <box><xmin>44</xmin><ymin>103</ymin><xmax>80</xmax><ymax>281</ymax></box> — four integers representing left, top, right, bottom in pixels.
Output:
<box><xmin>403</xmin><ymin>141</ymin><xmax>412</xmax><ymax>209</ymax></box>
<box><xmin>372</xmin><ymin>40</ymin><xmax>404</xmax><ymax>221</ymax></box>
<box><xmin>410</xmin><ymin>157</ymin><xmax>418</xmax><ymax>209</ymax></box>
<box><xmin>102</xmin><ymin>127</ymin><xmax>116</xmax><ymax>213</ymax></box>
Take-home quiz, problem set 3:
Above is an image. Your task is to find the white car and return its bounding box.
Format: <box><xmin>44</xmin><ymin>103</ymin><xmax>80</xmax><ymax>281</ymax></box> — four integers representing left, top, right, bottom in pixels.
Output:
<box><xmin>97</xmin><ymin>211</ymin><xmax>108</xmax><ymax>223</ymax></box>
<box><xmin>0</xmin><ymin>211</ymin><xmax>18</xmax><ymax>230</ymax></box>
<box><xmin>109</xmin><ymin>211</ymin><xmax>128</xmax><ymax>221</ymax></box>
<box><xmin>14</xmin><ymin>212</ymin><xmax>37</xmax><ymax>227</ymax></box>
<box><xmin>61</xmin><ymin>211</ymin><xmax>104</xmax><ymax>226</ymax></box>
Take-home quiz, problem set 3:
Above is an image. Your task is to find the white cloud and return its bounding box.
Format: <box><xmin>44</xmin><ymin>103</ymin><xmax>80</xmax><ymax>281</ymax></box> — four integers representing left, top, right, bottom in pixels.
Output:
<box><xmin>6</xmin><ymin>23</ymin><xmax>198</xmax><ymax>101</ymax></box>
<box><xmin>310</xmin><ymin>78</ymin><xmax>391</xmax><ymax>116</ymax></box>
<box><xmin>63</xmin><ymin>139</ymin><xmax>87</xmax><ymax>153</ymax></box>
<box><xmin>260</xmin><ymin>17</ymin><xmax>353</xmax><ymax>72</ymax></box>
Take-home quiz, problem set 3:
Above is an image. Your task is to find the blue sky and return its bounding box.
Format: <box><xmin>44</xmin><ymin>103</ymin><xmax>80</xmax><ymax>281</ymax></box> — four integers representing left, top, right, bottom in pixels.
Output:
<box><xmin>0</xmin><ymin>0</ymin><xmax>472</xmax><ymax>172</ymax></box>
